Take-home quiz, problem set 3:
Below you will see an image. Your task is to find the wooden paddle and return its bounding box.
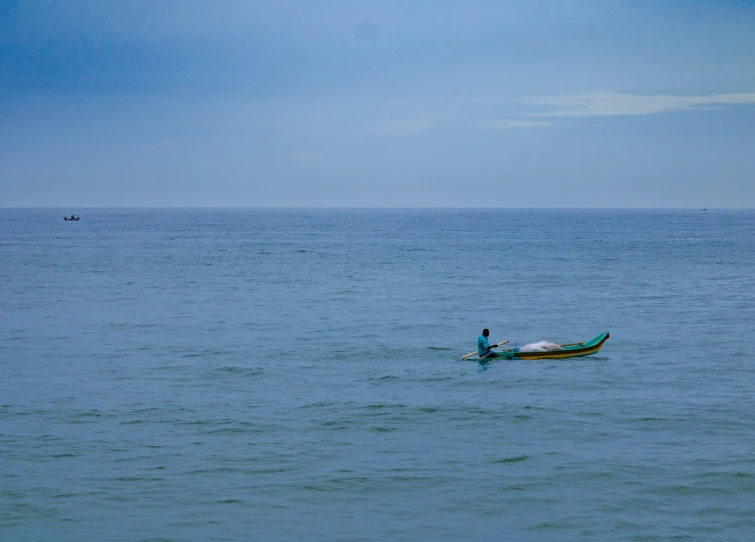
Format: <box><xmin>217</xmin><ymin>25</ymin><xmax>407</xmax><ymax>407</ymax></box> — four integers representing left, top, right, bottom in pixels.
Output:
<box><xmin>460</xmin><ymin>341</ymin><xmax>509</xmax><ymax>360</ymax></box>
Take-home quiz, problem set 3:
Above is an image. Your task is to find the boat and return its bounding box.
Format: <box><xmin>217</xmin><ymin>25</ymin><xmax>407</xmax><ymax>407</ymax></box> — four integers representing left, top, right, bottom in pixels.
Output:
<box><xmin>63</xmin><ymin>216</ymin><xmax>80</xmax><ymax>221</ymax></box>
<box><xmin>494</xmin><ymin>332</ymin><xmax>610</xmax><ymax>360</ymax></box>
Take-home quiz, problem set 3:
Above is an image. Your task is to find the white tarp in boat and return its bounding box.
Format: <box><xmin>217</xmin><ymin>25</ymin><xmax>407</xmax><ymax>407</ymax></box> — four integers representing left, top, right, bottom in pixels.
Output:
<box><xmin>519</xmin><ymin>341</ymin><xmax>562</xmax><ymax>352</ymax></box>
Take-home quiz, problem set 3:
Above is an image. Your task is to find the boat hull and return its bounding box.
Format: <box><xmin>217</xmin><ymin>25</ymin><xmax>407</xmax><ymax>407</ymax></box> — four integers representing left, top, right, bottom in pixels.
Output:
<box><xmin>495</xmin><ymin>332</ymin><xmax>609</xmax><ymax>360</ymax></box>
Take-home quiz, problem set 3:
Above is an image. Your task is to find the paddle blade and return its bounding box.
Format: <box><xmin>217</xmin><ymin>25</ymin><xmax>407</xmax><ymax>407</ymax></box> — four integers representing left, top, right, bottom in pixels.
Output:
<box><xmin>459</xmin><ymin>340</ymin><xmax>508</xmax><ymax>360</ymax></box>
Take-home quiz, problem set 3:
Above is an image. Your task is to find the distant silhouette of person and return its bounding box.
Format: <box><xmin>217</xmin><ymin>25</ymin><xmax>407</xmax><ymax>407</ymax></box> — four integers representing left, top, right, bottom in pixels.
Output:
<box><xmin>477</xmin><ymin>328</ymin><xmax>500</xmax><ymax>359</ymax></box>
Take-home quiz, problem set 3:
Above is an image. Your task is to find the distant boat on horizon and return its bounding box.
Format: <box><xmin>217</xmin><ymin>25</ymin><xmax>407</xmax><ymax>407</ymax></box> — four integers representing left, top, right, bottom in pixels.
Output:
<box><xmin>63</xmin><ymin>215</ymin><xmax>80</xmax><ymax>221</ymax></box>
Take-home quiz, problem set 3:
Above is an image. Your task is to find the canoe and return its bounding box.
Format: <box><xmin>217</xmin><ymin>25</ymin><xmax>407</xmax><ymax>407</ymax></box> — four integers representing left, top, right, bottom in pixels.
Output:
<box><xmin>496</xmin><ymin>332</ymin><xmax>609</xmax><ymax>360</ymax></box>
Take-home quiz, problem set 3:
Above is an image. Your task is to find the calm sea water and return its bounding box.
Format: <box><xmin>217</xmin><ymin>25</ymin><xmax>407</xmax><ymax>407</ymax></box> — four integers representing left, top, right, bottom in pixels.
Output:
<box><xmin>1</xmin><ymin>208</ymin><xmax>754</xmax><ymax>541</ymax></box>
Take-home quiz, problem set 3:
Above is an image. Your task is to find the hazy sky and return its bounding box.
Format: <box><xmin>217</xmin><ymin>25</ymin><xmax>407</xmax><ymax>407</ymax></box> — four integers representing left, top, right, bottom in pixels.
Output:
<box><xmin>2</xmin><ymin>0</ymin><xmax>754</xmax><ymax>207</ymax></box>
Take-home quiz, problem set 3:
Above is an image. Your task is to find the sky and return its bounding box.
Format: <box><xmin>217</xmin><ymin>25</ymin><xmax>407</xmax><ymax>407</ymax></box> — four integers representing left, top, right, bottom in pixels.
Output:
<box><xmin>1</xmin><ymin>0</ymin><xmax>754</xmax><ymax>207</ymax></box>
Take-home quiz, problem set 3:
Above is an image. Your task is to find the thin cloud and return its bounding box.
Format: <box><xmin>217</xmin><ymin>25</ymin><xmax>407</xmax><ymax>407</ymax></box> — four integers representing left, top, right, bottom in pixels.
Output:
<box><xmin>375</xmin><ymin>117</ymin><xmax>437</xmax><ymax>136</ymax></box>
<box><xmin>489</xmin><ymin>119</ymin><xmax>552</xmax><ymax>130</ymax></box>
<box><xmin>526</xmin><ymin>92</ymin><xmax>755</xmax><ymax>118</ymax></box>
<box><xmin>371</xmin><ymin>90</ymin><xmax>755</xmax><ymax>136</ymax></box>
<box><xmin>293</xmin><ymin>151</ymin><xmax>325</xmax><ymax>161</ymax></box>
<box><xmin>375</xmin><ymin>113</ymin><xmax>552</xmax><ymax>136</ymax></box>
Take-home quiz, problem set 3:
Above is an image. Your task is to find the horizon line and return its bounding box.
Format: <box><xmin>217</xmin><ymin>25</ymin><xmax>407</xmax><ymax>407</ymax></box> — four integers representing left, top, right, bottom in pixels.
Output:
<box><xmin>1</xmin><ymin>206</ymin><xmax>750</xmax><ymax>211</ymax></box>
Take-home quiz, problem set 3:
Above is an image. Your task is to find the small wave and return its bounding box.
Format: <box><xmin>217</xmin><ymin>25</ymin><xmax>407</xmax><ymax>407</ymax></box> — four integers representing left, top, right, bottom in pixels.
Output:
<box><xmin>132</xmin><ymin>407</ymin><xmax>158</xmax><ymax>414</ymax></box>
<box><xmin>114</xmin><ymin>476</ymin><xmax>164</xmax><ymax>482</ymax></box>
<box><xmin>209</xmin><ymin>366</ymin><xmax>263</xmax><ymax>377</ymax></box>
<box><xmin>651</xmin><ymin>484</ymin><xmax>733</xmax><ymax>496</ymax></box>
<box><xmin>183</xmin><ymin>350</ymin><xmax>236</xmax><ymax>358</ymax></box>
<box><xmin>492</xmin><ymin>455</ymin><xmax>530</xmax><ymax>464</ymax></box>
<box><xmin>416</xmin><ymin>376</ymin><xmax>454</xmax><ymax>383</ymax></box>
<box><xmin>186</xmin><ymin>467</ymin><xmax>242</xmax><ymax>476</ymax></box>
<box><xmin>527</xmin><ymin>522</ymin><xmax>569</xmax><ymax>531</ymax></box>
<box><xmin>319</xmin><ymin>421</ymin><xmax>350</xmax><ymax>430</ymax></box>
<box><xmin>371</xmin><ymin>426</ymin><xmax>397</xmax><ymax>433</ymax></box>
<box><xmin>203</xmin><ymin>425</ymin><xmax>263</xmax><ymax>435</ymax></box>
<box><xmin>364</xmin><ymin>403</ymin><xmax>407</xmax><ymax>410</ymax></box>
<box><xmin>300</xmin><ymin>401</ymin><xmax>340</xmax><ymax>409</ymax></box>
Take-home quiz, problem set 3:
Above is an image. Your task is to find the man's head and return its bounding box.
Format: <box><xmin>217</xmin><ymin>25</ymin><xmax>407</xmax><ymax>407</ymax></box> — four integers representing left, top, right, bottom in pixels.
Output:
<box><xmin>482</xmin><ymin>329</ymin><xmax>489</xmax><ymax>337</ymax></box>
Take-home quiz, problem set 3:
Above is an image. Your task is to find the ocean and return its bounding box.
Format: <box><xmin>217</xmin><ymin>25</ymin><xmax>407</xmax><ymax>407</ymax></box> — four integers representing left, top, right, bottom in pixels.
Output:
<box><xmin>1</xmin><ymin>208</ymin><xmax>754</xmax><ymax>541</ymax></box>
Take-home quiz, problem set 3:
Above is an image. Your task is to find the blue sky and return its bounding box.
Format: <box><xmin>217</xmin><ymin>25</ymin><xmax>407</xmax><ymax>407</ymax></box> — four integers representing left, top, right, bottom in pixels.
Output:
<box><xmin>1</xmin><ymin>0</ymin><xmax>754</xmax><ymax>207</ymax></box>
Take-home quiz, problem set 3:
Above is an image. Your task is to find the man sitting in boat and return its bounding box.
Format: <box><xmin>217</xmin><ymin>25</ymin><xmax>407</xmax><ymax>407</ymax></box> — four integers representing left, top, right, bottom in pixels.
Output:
<box><xmin>478</xmin><ymin>329</ymin><xmax>500</xmax><ymax>359</ymax></box>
